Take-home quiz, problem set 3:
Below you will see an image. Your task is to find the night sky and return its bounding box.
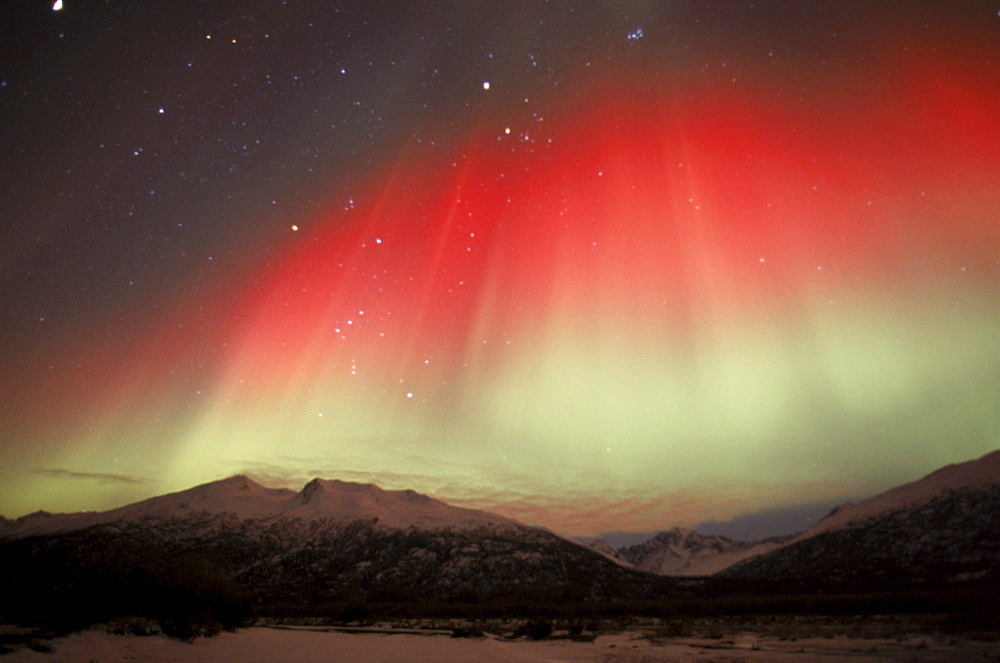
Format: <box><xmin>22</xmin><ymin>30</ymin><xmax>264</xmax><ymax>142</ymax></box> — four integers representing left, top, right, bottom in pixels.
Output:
<box><xmin>2</xmin><ymin>1</ymin><xmax>998</xmax><ymax>538</ymax></box>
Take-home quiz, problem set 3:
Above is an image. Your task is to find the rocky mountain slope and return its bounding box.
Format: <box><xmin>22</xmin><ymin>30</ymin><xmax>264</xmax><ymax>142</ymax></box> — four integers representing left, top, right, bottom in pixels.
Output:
<box><xmin>719</xmin><ymin>450</ymin><xmax>1000</xmax><ymax>589</ymax></box>
<box><xmin>788</xmin><ymin>449</ymin><xmax>1000</xmax><ymax>543</ymax></box>
<box><xmin>719</xmin><ymin>480</ymin><xmax>1000</xmax><ymax>589</ymax></box>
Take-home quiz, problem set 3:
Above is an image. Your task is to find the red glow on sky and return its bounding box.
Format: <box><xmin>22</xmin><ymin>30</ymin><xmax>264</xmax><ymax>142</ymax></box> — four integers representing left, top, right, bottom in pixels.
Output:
<box><xmin>3</xmin><ymin>26</ymin><xmax>999</xmax><ymax>533</ymax></box>
<box><xmin>8</xmin><ymin>42</ymin><xmax>997</xmax><ymax>440</ymax></box>
<box><xmin>214</xmin><ymin>63</ymin><xmax>999</xmax><ymax>396</ymax></box>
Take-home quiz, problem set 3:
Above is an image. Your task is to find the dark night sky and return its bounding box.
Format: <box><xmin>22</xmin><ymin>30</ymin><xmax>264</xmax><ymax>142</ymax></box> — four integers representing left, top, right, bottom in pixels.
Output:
<box><xmin>2</xmin><ymin>1</ymin><xmax>998</xmax><ymax>538</ymax></box>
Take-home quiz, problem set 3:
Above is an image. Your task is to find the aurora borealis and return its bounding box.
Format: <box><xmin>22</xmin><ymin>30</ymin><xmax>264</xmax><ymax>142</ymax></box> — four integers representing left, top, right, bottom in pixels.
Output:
<box><xmin>2</xmin><ymin>1</ymin><xmax>998</xmax><ymax>537</ymax></box>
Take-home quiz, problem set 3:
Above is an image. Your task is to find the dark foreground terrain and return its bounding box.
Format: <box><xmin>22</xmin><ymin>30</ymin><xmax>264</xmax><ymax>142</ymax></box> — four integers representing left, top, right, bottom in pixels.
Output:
<box><xmin>2</xmin><ymin>511</ymin><xmax>998</xmax><ymax>645</ymax></box>
<box><xmin>3</xmin><ymin>456</ymin><xmax>998</xmax><ymax>655</ymax></box>
<box><xmin>3</xmin><ymin>612</ymin><xmax>999</xmax><ymax>662</ymax></box>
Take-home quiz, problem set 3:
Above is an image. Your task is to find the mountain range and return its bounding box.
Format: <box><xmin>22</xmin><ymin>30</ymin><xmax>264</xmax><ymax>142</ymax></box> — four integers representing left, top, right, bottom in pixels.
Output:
<box><xmin>590</xmin><ymin>449</ymin><xmax>1000</xmax><ymax>586</ymax></box>
<box><xmin>2</xmin><ymin>449</ymin><xmax>998</xmax><ymax>634</ymax></box>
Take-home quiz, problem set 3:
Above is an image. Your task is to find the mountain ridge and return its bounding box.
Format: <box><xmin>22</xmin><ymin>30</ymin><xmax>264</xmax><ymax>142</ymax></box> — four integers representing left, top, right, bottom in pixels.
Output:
<box><xmin>589</xmin><ymin>449</ymin><xmax>1000</xmax><ymax>577</ymax></box>
<box><xmin>2</xmin><ymin>450</ymin><xmax>999</xmax><ymax>637</ymax></box>
<box><xmin>716</xmin><ymin>449</ymin><xmax>1000</xmax><ymax>587</ymax></box>
<box><xmin>0</xmin><ymin>474</ymin><xmax>520</xmax><ymax>541</ymax></box>
<box><xmin>5</xmin><ymin>449</ymin><xmax>999</xmax><ymax>569</ymax></box>
<box><xmin>794</xmin><ymin>449</ymin><xmax>1000</xmax><ymax>542</ymax></box>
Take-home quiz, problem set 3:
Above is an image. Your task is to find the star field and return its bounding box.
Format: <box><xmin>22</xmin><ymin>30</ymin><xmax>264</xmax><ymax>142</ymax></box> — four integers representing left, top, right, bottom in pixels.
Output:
<box><xmin>1</xmin><ymin>1</ymin><xmax>998</xmax><ymax>537</ymax></box>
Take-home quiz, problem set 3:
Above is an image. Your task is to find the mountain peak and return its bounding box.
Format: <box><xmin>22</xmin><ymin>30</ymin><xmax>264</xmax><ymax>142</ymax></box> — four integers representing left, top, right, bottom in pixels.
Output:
<box><xmin>285</xmin><ymin>477</ymin><xmax>515</xmax><ymax>529</ymax></box>
<box><xmin>297</xmin><ymin>477</ymin><xmax>324</xmax><ymax>503</ymax></box>
<box><xmin>657</xmin><ymin>527</ymin><xmax>701</xmax><ymax>541</ymax></box>
<box><xmin>216</xmin><ymin>474</ymin><xmax>264</xmax><ymax>491</ymax></box>
<box><xmin>296</xmin><ymin>478</ymin><xmax>385</xmax><ymax>504</ymax></box>
<box><xmin>603</xmin><ymin>527</ymin><xmax>785</xmax><ymax>577</ymax></box>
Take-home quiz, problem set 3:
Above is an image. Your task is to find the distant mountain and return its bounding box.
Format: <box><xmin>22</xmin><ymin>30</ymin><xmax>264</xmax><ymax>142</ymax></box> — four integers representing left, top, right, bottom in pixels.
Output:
<box><xmin>602</xmin><ymin>527</ymin><xmax>790</xmax><ymax>577</ymax></box>
<box><xmin>0</xmin><ymin>475</ymin><xmax>693</xmax><ymax>635</ymax></box>
<box><xmin>588</xmin><ymin>528</ymin><xmax>790</xmax><ymax>577</ymax></box>
<box><xmin>720</xmin><ymin>450</ymin><xmax>1000</xmax><ymax>589</ymax></box>
<box><xmin>588</xmin><ymin>451</ymin><xmax>1000</xmax><ymax>582</ymax></box>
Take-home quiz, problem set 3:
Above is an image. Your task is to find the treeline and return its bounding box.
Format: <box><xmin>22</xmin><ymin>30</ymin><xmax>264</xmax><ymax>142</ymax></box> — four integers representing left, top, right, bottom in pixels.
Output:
<box><xmin>255</xmin><ymin>586</ymin><xmax>1000</xmax><ymax>624</ymax></box>
<box><xmin>3</xmin><ymin>523</ymin><xmax>996</xmax><ymax>641</ymax></box>
<box><xmin>0</xmin><ymin>530</ymin><xmax>249</xmax><ymax>639</ymax></box>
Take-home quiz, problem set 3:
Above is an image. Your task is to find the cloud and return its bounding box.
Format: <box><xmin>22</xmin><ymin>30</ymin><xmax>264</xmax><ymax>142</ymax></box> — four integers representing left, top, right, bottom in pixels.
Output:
<box><xmin>224</xmin><ymin>454</ymin><xmax>857</xmax><ymax>538</ymax></box>
<box><xmin>229</xmin><ymin>457</ymin><xmax>455</xmax><ymax>493</ymax></box>
<box><xmin>451</xmin><ymin>479</ymin><xmax>853</xmax><ymax>537</ymax></box>
<box><xmin>35</xmin><ymin>468</ymin><xmax>147</xmax><ymax>485</ymax></box>
<box><xmin>690</xmin><ymin>499</ymin><xmax>846</xmax><ymax>540</ymax></box>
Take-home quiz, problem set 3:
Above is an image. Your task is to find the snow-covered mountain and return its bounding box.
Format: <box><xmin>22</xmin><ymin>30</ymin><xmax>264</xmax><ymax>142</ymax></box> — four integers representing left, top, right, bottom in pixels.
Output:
<box><xmin>605</xmin><ymin>528</ymin><xmax>789</xmax><ymax>577</ymax></box>
<box><xmin>0</xmin><ymin>474</ymin><xmax>519</xmax><ymax>541</ymax></box>
<box><xmin>288</xmin><ymin>478</ymin><xmax>518</xmax><ymax>529</ymax></box>
<box><xmin>0</xmin><ymin>474</ymin><xmax>694</xmax><ymax>635</ymax></box>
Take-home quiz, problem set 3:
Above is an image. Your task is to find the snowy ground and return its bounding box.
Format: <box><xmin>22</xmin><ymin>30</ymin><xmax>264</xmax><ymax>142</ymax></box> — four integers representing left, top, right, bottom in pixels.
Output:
<box><xmin>3</xmin><ymin>625</ymin><xmax>998</xmax><ymax>662</ymax></box>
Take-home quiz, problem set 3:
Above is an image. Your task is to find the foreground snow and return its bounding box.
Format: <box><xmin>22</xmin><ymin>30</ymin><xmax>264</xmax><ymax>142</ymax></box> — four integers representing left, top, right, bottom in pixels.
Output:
<box><xmin>5</xmin><ymin>626</ymin><xmax>998</xmax><ymax>662</ymax></box>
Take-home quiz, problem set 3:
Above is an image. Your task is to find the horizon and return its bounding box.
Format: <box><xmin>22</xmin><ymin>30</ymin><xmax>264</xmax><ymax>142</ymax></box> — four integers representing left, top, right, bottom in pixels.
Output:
<box><xmin>1</xmin><ymin>466</ymin><xmax>848</xmax><ymax>542</ymax></box>
<box><xmin>10</xmin><ymin>449</ymin><xmax>996</xmax><ymax>541</ymax></box>
<box><xmin>3</xmin><ymin>2</ymin><xmax>998</xmax><ymax>538</ymax></box>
